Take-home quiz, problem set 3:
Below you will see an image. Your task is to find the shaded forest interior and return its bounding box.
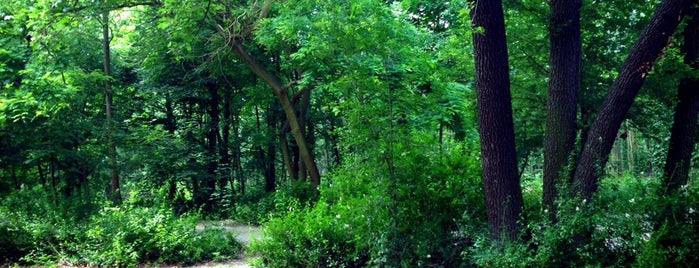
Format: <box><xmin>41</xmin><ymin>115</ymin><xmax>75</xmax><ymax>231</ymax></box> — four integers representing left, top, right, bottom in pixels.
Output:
<box><xmin>1</xmin><ymin>0</ymin><xmax>699</xmax><ymax>267</ymax></box>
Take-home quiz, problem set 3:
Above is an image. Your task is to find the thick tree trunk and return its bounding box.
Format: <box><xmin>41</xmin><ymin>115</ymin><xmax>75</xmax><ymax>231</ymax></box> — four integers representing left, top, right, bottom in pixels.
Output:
<box><xmin>102</xmin><ymin>8</ymin><xmax>120</xmax><ymax>204</ymax></box>
<box><xmin>230</xmin><ymin>42</ymin><xmax>321</xmax><ymax>188</ymax></box>
<box><xmin>572</xmin><ymin>0</ymin><xmax>691</xmax><ymax>200</ymax></box>
<box><xmin>663</xmin><ymin>4</ymin><xmax>699</xmax><ymax>193</ymax></box>
<box><xmin>471</xmin><ymin>0</ymin><xmax>525</xmax><ymax>242</ymax></box>
<box><xmin>543</xmin><ymin>0</ymin><xmax>582</xmax><ymax>221</ymax></box>
<box><xmin>296</xmin><ymin>89</ymin><xmax>311</xmax><ymax>182</ymax></box>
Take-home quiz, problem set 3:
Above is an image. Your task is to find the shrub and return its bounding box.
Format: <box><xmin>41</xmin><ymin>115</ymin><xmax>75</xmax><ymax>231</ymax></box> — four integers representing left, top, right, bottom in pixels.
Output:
<box><xmin>251</xmin><ymin>139</ymin><xmax>483</xmax><ymax>267</ymax></box>
<box><xmin>80</xmin><ymin>205</ymin><xmax>240</xmax><ymax>267</ymax></box>
<box><xmin>0</xmin><ymin>185</ymin><xmax>241</xmax><ymax>267</ymax></box>
<box><xmin>465</xmin><ymin>175</ymin><xmax>699</xmax><ymax>267</ymax></box>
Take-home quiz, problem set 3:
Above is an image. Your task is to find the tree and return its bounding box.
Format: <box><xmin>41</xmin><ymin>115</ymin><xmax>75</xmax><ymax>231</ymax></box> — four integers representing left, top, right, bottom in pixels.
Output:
<box><xmin>470</xmin><ymin>0</ymin><xmax>525</xmax><ymax>241</ymax></box>
<box><xmin>543</xmin><ymin>0</ymin><xmax>582</xmax><ymax>220</ymax></box>
<box><xmin>572</xmin><ymin>0</ymin><xmax>692</xmax><ymax>200</ymax></box>
<box><xmin>662</xmin><ymin>3</ymin><xmax>699</xmax><ymax>193</ymax></box>
<box><xmin>222</xmin><ymin>3</ymin><xmax>320</xmax><ymax>189</ymax></box>
<box><xmin>102</xmin><ymin>3</ymin><xmax>121</xmax><ymax>204</ymax></box>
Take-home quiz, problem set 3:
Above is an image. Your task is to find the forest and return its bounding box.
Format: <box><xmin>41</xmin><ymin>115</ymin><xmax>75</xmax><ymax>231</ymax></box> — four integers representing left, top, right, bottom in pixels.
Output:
<box><xmin>1</xmin><ymin>0</ymin><xmax>698</xmax><ymax>267</ymax></box>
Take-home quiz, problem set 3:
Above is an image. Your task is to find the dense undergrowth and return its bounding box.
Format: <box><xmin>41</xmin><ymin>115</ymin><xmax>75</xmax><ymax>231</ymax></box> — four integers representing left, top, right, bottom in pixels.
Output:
<box><xmin>2</xmin><ymin>147</ymin><xmax>697</xmax><ymax>267</ymax></box>
<box><xmin>0</xmin><ymin>187</ymin><xmax>240</xmax><ymax>267</ymax></box>
<box><xmin>248</xmin><ymin>148</ymin><xmax>699</xmax><ymax>267</ymax></box>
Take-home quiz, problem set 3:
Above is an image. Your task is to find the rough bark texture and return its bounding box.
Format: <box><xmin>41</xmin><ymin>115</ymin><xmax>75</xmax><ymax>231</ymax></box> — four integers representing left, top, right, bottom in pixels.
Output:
<box><xmin>572</xmin><ymin>0</ymin><xmax>691</xmax><ymax>200</ymax></box>
<box><xmin>543</xmin><ymin>0</ymin><xmax>582</xmax><ymax>221</ymax></box>
<box><xmin>102</xmin><ymin>8</ymin><xmax>120</xmax><ymax>204</ymax></box>
<box><xmin>230</xmin><ymin>42</ymin><xmax>321</xmax><ymax>188</ymax></box>
<box><xmin>471</xmin><ymin>0</ymin><xmax>525</xmax><ymax>241</ymax></box>
<box><xmin>663</xmin><ymin>4</ymin><xmax>699</xmax><ymax>193</ymax></box>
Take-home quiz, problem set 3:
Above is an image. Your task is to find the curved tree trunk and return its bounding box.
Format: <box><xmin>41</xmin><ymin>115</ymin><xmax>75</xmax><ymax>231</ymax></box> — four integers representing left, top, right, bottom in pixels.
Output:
<box><xmin>543</xmin><ymin>0</ymin><xmax>582</xmax><ymax>221</ymax></box>
<box><xmin>663</xmin><ymin>4</ymin><xmax>699</xmax><ymax>193</ymax></box>
<box><xmin>230</xmin><ymin>42</ymin><xmax>321</xmax><ymax>188</ymax></box>
<box><xmin>572</xmin><ymin>0</ymin><xmax>692</xmax><ymax>200</ymax></box>
<box><xmin>471</xmin><ymin>0</ymin><xmax>525</xmax><ymax>242</ymax></box>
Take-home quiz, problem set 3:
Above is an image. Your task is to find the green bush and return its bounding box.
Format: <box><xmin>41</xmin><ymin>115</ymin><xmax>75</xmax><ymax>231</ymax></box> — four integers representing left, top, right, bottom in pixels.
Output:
<box><xmin>227</xmin><ymin>185</ymin><xmax>305</xmax><ymax>225</ymax></box>
<box><xmin>250</xmin><ymin>201</ymin><xmax>370</xmax><ymax>267</ymax></box>
<box><xmin>466</xmin><ymin>175</ymin><xmax>699</xmax><ymax>267</ymax></box>
<box><xmin>251</xmin><ymin>139</ymin><xmax>483</xmax><ymax>267</ymax></box>
<box><xmin>0</xmin><ymin>207</ymin><xmax>31</xmax><ymax>264</ymax></box>
<box><xmin>80</xmin><ymin>205</ymin><xmax>240</xmax><ymax>267</ymax></box>
<box><xmin>0</xmin><ymin>185</ymin><xmax>241</xmax><ymax>267</ymax></box>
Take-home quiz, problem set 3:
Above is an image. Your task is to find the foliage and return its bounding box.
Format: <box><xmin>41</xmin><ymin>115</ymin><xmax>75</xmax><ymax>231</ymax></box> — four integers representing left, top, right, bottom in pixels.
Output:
<box><xmin>0</xmin><ymin>185</ymin><xmax>240</xmax><ymax>267</ymax></box>
<box><xmin>80</xmin><ymin>205</ymin><xmax>239</xmax><ymax>266</ymax></box>
<box><xmin>251</xmin><ymin>138</ymin><xmax>483</xmax><ymax>267</ymax></box>
<box><xmin>1</xmin><ymin>0</ymin><xmax>699</xmax><ymax>266</ymax></box>
<box><xmin>466</xmin><ymin>175</ymin><xmax>699</xmax><ymax>267</ymax></box>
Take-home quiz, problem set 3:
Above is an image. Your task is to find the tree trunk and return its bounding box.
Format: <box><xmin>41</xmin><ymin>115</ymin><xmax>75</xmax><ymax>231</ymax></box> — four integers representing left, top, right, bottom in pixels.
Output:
<box><xmin>204</xmin><ymin>81</ymin><xmax>220</xmax><ymax>212</ymax></box>
<box><xmin>296</xmin><ymin>89</ymin><xmax>311</xmax><ymax>182</ymax></box>
<box><xmin>219</xmin><ymin>86</ymin><xmax>232</xmax><ymax>192</ymax></box>
<box><xmin>102</xmin><ymin>7</ymin><xmax>120</xmax><ymax>204</ymax></box>
<box><xmin>232</xmin><ymin>110</ymin><xmax>242</xmax><ymax>194</ymax></box>
<box><xmin>164</xmin><ymin>96</ymin><xmax>178</xmax><ymax>201</ymax></box>
<box><xmin>663</xmin><ymin>4</ymin><xmax>699</xmax><ymax>193</ymax></box>
<box><xmin>572</xmin><ymin>0</ymin><xmax>692</xmax><ymax>200</ymax></box>
<box><xmin>50</xmin><ymin>159</ymin><xmax>57</xmax><ymax>203</ymax></box>
<box><xmin>230</xmin><ymin>42</ymin><xmax>321</xmax><ymax>188</ymax></box>
<box><xmin>543</xmin><ymin>0</ymin><xmax>582</xmax><ymax>221</ymax></box>
<box><xmin>37</xmin><ymin>162</ymin><xmax>46</xmax><ymax>187</ymax></box>
<box><xmin>279</xmin><ymin>122</ymin><xmax>297</xmax><ymax>181</ymax></box>
<box><xmin>470</xmin><ymin>0</ymin><xmax>525</xmax><ymax>242</ymax></box>
<box><xmin>265</xmin><ymin>108</ymin><xmax>277</xmax><ymax>192</ymax></box>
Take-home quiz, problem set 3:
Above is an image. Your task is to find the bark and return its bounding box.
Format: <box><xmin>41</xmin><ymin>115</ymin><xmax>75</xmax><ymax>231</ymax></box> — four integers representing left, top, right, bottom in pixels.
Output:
<box><xmin>220</xmin><ymin>86</ymin><xmax>232</xmax><ymax>192</ymax></box>
<box><xmin>102</xmin><ymin>7</ymin><xmax>120</xmax><ymax>204</ymax></box>
<box><xmin>663</xmin><ymin>4</ymin><xmax>699</xmax><ymax>193</ymax></box>
<box><xmin>471</xmin><ymin>0</ymin><xmax>525</xmax><ymax>242</ymax></box>
<box><xmin>50</xmin><ymin>159</ymin><xmax>57</xmax><ymax>199</ymax></box>
<box><xmin>279</xmin><ymin>121</ymin><xmax>296</xmax><ymax>181</ymax></box>
<box><xmin>11</xmin><ymin>166</ymin><xmax>18</xmax><ymax>189</ymax></box>
<box><xmin>296</xmin><ymin>89</ymin><xmax>311</xmax><ymax>182</ymax></box>
<box><xmin>265</xmin><ymin>108</ymin><xmax>277</xmax><ymax>192</ymax></box>
<box><xmin>230</xmin><ymin>42</ymin><xmax>321</xmax><ymax>188</ymax></box>
<box><xmin>544</xmin><ymin>0</ymin><xmax>582</xmax><ymax>221</ymax></box>
<box><xmin>164</xmin><ymin>96</ymin><xmax>178</xmax><ymax>201</ymax></box>
<box><xmin>37</xmin><ymin>162</ymin><xmax>45</xmax><ymax>187</ymax></box>
<box><xmin>572</xmin><ymin>0</ymin><xmax>691</xmax><ymax>200</ymax></box>
<box><xmin>232</xmin><ymin>110</ymin><xmax>242</xmax><ymax>194</ymax></box>
<box><xmin>204</xmin><ymin>81</ymin><xmax>220</xmax><ymax>211</ymax></box>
